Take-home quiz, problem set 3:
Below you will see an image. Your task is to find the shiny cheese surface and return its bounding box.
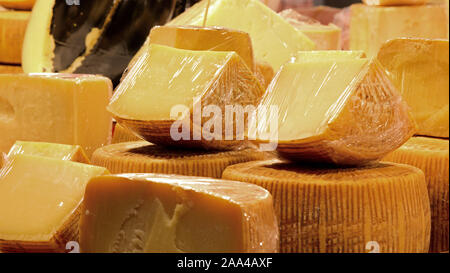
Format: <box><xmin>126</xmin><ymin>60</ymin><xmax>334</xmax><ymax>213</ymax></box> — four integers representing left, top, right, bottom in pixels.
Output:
<box><xmin>79</xmin><ymin>173</ymin><xmax>279</xmax><ymax>253</ymax></box>
<box><xmin>350</xmin><ymin>4</ymin><xmax>448</xmax><ymax>57</ymax></box>
<box><xmin>168</xmin><ymin>0</ymin><xmax>315</xmax><ymax>70</ymax></box>
<box><xmin>0</xmin><ymin>11</ymin><xmax>29</xmax><ymax>64</ymax></box>
<box><xmin>0</xmin><ymin>74</ymin><xmax>112</xmax><ymax>157</ymax></box>
<box><xmin>377</xmin><ymin>38</ymin><xmax>449</xmax><ymax>138</ymax></box>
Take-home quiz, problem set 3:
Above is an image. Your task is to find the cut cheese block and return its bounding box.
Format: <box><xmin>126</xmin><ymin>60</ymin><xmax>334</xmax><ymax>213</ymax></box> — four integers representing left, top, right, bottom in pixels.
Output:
<box><xmin>0</xmin><ymin>64</ymin><xmax>22</xmax><ymax>73</ymax></box>
<box><xmin>168</xmin><ymin>0</ymin><xmax>315</xmax><ymax>70</ymax></box>
<box><xmin>0</xmin><ymin>74</ymin><xmax>112</xmax><ymax>157</ymax></box>
<box><xmin>0</xmin><ymin>154</ymin><xmax>109</xmax><ymax>253</ymax></box>
<box><xmin>0</xmin><ymin>0</ymin><xmax>35</xmax><ymax>10</ymax></box>
<box><xmin>363</xmin><ymin>0</ymin><xmax>430</xmax><ymax>5</ymax></box>
<box><xmin>91</xmin><ymin>141</ymin><xmax>272</xmax><ymax>178</ymax></box>
<box><xmin>252</xmin><ymin>59</ymin><xmax>415</xmax><ymax>165</ymax></box>
<box><xmin>295</xmin><ymin>5</ymin><xmax>341</xmax><ymax>25</ymax></box>
<box><xmin>222</xmin><ymin>159</ymin><xmax>431</xmax><ymax>253</ymax></box>
<box><xmin>255</xmin><ymin>61</ymin><xmax>275</xmax><ymax>90</ymax></box>
<box><xmin>384</xmin><ymin>137</ymin><xmax>449</xmax><ymax>253</ymax></box>
<box><xmin>6</xmin><ymin>141</ymin><xmax>90</xmax><ymax>164</ymax></box>
<box><xmin>79</xmin><ymin>173</ymin><xmax>279</xmax><ymax>253</ymax></box>
<box><xmin>109</xmin><ymin>44</ymin><xmax>264</xmax><ymax>150</ymax></box>
<box><xmin>350</xmin><ymin>3</ymin><xmax>449</xmax><ymax>57</ymax></box>
<box><xmin>377</xmin><ymin>38</ymin><xmax>449</xmax><ymax>138</ymax></box>
<box><xmin>279</xmin><ymin>9</ymin><xmax>341</xmax><ymax>50</ymax></box>
<box><xmin>0</xmin><ymin>10</ymin><xmax>29</xmax><ymax>64</ymax></box>
<box><xmin>112</xmin><ymin>123</ymin><xmax>141</xmax><ymax>144</ymax></box>
<box><xmin>294</xmin><ymin>50</ymin><xmax>366</xmax><ymax>62</ymax></box>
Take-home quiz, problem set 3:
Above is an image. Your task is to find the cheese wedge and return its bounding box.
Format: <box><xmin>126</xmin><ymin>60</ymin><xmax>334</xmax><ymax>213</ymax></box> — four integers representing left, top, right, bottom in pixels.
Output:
<box><xmin>168</xmin><ymin>0</ymin><xmax>315</xmax><ymax>70</ymax></box>
<box><xmin>0</xmin><ymin>64</ymin><xmax>22</xmax><ymax>73</ymax></box>
<box><xmin>279</xmin><ymin>9</ymin><xmax>341</xmax><ymax>50</ymax></box>
<box><xmin>0</xmin><ymin>154</ymin><xmax>109</xmax><ymax>253</ymax></box>
<box><xmin>363</xmin><ymin>0</ymin><xmax>430</xmax><ymax>5</ymax></box>
<box><xmin>79</xmin><ymin>173</ymin><xmax>279</xmax><ymax>253</ymax></box>
<box><xmin>109</xmin><ymin>44</ymin><xmax>264</xmax><ymax>150</ymax></box>
<box><xmin>222</xmin><ymin>159</ymin><xmax>431</xmax><ymax>253</ymax></box>
<box><xmin>384</xmin><ymin>137</ymin><xmax>449</xmax><ymax>253</ymax></box>
<box><xmin>253</xmin><ymin>59</ymin><xmax>415</xmax><ymax>165</ymax></box>
<box><xmin>255</xmin><ymin>61</ymin><xmax>275</xmax><ymax>90</ymax></box>
<box><xmin>91</xmin><ymin>141</ymin><xmax>272</xmax><ymax>178</ymax></box>
<box><xmin>294</xmin><ymin>50</ymin><xmax>366</xmax><ymax>62</ymax></box>
<box><xmin>0</xmin><ymin>0</ymin><xmax>35</xmax><ymax>10</ymax></box>
<box><xmin>377</xmin><ymin>38</ymin><xmax>449</xmax><ymax>138</ymax></box>
<box><xmin>0</xmin><ymin>74</ymin><xmax>112</xmax><ymax>157</ymax></box>
<box><xmin>112</xmin><ymin>123</ymin><xmax>141</xmax><ymax>144</ymax></box>
<box><xmin>0</xmin><ymin>10</ymin><xmax>29</xmax><ymax>64</ymax></box>
<box><xmin>350</xmin><ymin>4</ymin><xmax>449</xmax><ymax>57</ymax></box>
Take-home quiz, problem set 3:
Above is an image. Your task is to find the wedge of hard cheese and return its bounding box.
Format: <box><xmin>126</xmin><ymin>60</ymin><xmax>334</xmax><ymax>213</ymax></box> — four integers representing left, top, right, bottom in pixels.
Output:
<box><xmin>109</xmin><ymin>44</ymin><xmax>264</xmax><ymax>150</ymax></box>
<box><xmin>0</xmin><ymin>74</ymin><xmax>112</xmax><ymax>157</ymax></box>
<box><xmin>112</xmin><ymin>123</ymin><xmax>141</xmax><ymax>144</ymax></box>
<box><xmin>0</xmin><ymin>10</ymin><xmax>29</xmax><ymax>64</ymax></box>
<box><xmin>0</xmin><ymin>0</ymin><xmax>35</xmax><ymax>10</ymax></box>
<box><xmin>377</xmin><ymin>38</ymin><xmax>449</xmax><ymax>138</ymax></box>
<box><xmin>252</xmin><ymin>58</ymin><xmax>415</xmax><ymax>165</ymax></box>
<box><xmin>0</xmin><ymin>154</ymin><xmax>109</xmax><ymax>253</ymax></box>
<box><xmin>79</xmin><ymin>173</ymin><xmax>279</xmax><ymax>253</ymax></box>
<box><xmin>168</xmin><ymin>0</ymin><xmax>315</xmax><ymax>70</ymax></box>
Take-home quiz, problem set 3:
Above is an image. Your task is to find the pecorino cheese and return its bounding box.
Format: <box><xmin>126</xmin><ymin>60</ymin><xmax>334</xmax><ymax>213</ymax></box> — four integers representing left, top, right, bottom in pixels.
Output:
<box><xmin>91</xmin><ymin>141</ymin><xmax>272</xmax><ymax>178</ymax></box>
<box><xmin>377</xmin><ymin>38</ymin><xmax>449</xmax><ymax>138</ymax></box>
<box><xmin>222</xmin><ymin>159</ymin><xmax>431</xmax><ymax>253</ymax></box>
<box><xmin>350</xmin><ymin>3</ymin><xmax>448</xmax><ymax>57</ymax></box>
<box><xmin>0</xmin><ymin>74</ymin><xmax>112</xmax><ymax>157</ymax></box>
<box><xmin>252</xmin><ymin>58</ymin><xmax>415</xmax><ymax>165</ymax></box>
<box><xmin>168</xmin><ymin>0</ymin><xmax>315</xmax><ymax>70</ymax></box>
<box><xmin>0</xmin><ymin>10</ymin><xmax>29</xmax><ymax>64</ymax></box>
<box><xmin>0</xmin><ymin>0</ymin><xmax>35</xmax><ymax>10</ymax></box>
<box><xmin>0</xmin><ymin>154</ymin><xmax>109</xmax><ymax>253</ymax></box>
<box><xmin>384</xmin><ymin>137</ymin><xmax>449</xmax><ymax>253</ymax></box>
<box><xmin>79</xmin><ymin>173</ymin><xmax>279</xmax><ymax>253</ymax></box>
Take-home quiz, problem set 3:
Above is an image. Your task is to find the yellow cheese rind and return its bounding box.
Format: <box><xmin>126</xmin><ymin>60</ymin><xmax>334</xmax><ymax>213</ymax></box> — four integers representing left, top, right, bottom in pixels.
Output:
<box><xmin>0</xmin><ymin>10</ymin><xmax>29</xmax><ymax>64</ymax></box>
<box><xmin>111</xmin><ymin>123</ymin><xmax>141</xmax><ymax>144</ymax></box>
<box><xmin>377</xmin><ymin>38</ymin><xmax>449</xmax><ymax>138</ymax></box>
<box><xmin>0</xmin><ymin>74</ymin><xmax>113</xmax><ymax>157</ymax></box>
<box><xmin>384</xmin><ymin>137</ymin><xmax>449</xmax><ymax>253</ymax></box>
<box><xmin>0</xmin><ymin>154</ymin><xmax>109</xmax><ymax>253</ymax></box>
<box><xmin>0</xmin><ymin>64</ymin><xmax>22</xmax><ymax>73</ymax></box>
<box><xmin>0</xmin><ymin>0</ymin><xmax>35</xmax><ymax>10</ymax></box>
<box><xmin>91</xmin><ymin>141</ymin><xmax>273</xmax><ymax>178</ymax></box>
<box><xmin>350</xmin><ymin>4</ymin><xmax>448</xmax><ymax>57</ymax></box>
<box><xmin>363</xmin><ymin>0</ymin><xmax>430</xmax><ymax>5</ymax></box>
<box><xmin>255</xmin><ymin>59</ymin><xmax>416</xmax><ymax>165</ymax></box>
<box><xmin>79</xmin><ymin>173</ymin><xmax>279</xmax><ymax>253</ymax></box>
<box><xmin>222</xmin><ymin>159</ymin><xmax>431</xmax><ymax>253</ymax></box>
<box><xmin>168</xmin><ymin>0</ymin><xmax>315</xmax><ymax>70</ymax></box>
<box><xmin>110</xmin><ymin>44</ymin><xmax>264</xmax><ymax>150</ymax></box>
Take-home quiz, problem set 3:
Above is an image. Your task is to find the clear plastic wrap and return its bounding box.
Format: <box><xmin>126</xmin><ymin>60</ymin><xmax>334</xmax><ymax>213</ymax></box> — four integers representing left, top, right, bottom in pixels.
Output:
<box><xmin>79</xmin><ymin>173</ymin><xmax>279</xmax><ymax>253</ymax></box>
<box><xmin>377</xmin><ymin>38</ymin><xmax>449</xmax><ymax>138</ymax></box>
<box><xmin>109</xmin><ymin>44</ymin><xmax>264</xmax><ymax>151</ymax></box>
<box><xmin>250</xmin><ymin>57</ymin><xmax>416</xmax><ymax>166</ymax></box>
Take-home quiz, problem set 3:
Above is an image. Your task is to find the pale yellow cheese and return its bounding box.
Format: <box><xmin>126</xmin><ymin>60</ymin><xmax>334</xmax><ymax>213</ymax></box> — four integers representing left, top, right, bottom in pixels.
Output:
<box><xmin>0</xmin><ymin>10</ymin><xmax>29</xmax><ymax>64</ymax></box>
<box><xmin>294</xmin><ymin>50</ymin><xmax>366</xmax><ymax>62</ymax></box>
<box><xmin>0</xmin><ymin>74</ymin><xmax>113</xmax><ymax>157</ymax></box>
<box><xmin>168</xmin><ymin>0</ymin><xmax>315</xmax><ymax>70</ymax></box>
<box><xmin>0</xmin><ymin>154</ymin><xmax>109</xmax><ymax>252</ymax></box>
<box><xmin>377</xmin><ymin>38</ymin><xmax>449</xmax><ymax>138</ymax></box>
<box><xmin>79</xmin><ymin>173</ymin><xmax>279</xmax><ymax>253</ymax></box>
<box><xmin>350</xmin><ymin>4</ymin><xmax>448</xmax><ymax>57</ymax></box>
<box><xmin>253</xmin><ymin>59</ymin><xmax>415</xmax><ymax>165</ymax></box>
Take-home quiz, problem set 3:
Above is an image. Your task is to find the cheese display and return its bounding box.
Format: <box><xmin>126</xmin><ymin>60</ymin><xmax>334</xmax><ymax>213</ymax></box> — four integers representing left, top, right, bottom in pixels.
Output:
<box><xmin>222</xmin><ymin>159</ymin><xmax>431</xmax><ymax>253</ymax></box>
<box><xmin>91</xmin><ymin>141</ymin><xmax>272</xmax><ymax>178</ymax></box>
<box><xmin>253</xmin><ymin>58</ymin><xmax>415</xmax><ymax>165</ymax></box>
<box><xmin>0</xmin><ymin>64</ymin><xmax>22</xmax><ymax>73</ymax></box>
<box><xmin>0</xmin><ymin>74</ymin><xmax>112</xmax><ymax>157</ymax></box>
<box><xmin>168</xmin><ymin>0</ymin><xmax>315</xmax><ymax>70</ymax></box>
<box><xmin>362</xmin><ymin>0</ymin><xmax>430</xmax><ymax>5</ymax></box>
<box><xmin>377</xmin><ymin>38</ymin><xmax>449</xmax><ymax>138</ymax></box>
<box><xmin>109</xmin><ymin>44</ymin><xmax>264</xmax><ymax>150</ymax></box>
<box><xmin>0</xmin><ymin>0</ymin><xmax>35</xmax><ymax>10</ymax></box>
<box><xmin>293</xmin><ymin>50</ymin><xmax>365</xmax><ymax>62</ymax></box>
<box><xmin>22</xmin><ymin>0</ymin><xmax>198</xmax><ymax>85</ymax></box>
<box><xmin>0</xmin><ymin>10</ymin><xmax>29</xmax><ymax>64</ymax></box>
<box><xmin>384</xmin><ymin>137</ymin><xmax>449</xmax><ymax>253</ymax></box>
<box><xmin>279</xmin><ymin>9</ymin><xmax>341</xmax><ymax>50</ymax></box>
<box><xmin>112</xmin><ymin>123</ymin><xmax>141</xmax><ymax>144</ymax></box>
<box><xmin>79</xmin><ymin>173</ymin><xmax>279</xmax><ymax>253</ymax></box>
<box><xmin>0</xmin><ymin>154</ymin><xmax>109</xmax><ymax>252</ymax></box>
<box><xmin>350</xmin><ymin>3</ymin><xmax>449</xmax><ymax>57</ymax></box>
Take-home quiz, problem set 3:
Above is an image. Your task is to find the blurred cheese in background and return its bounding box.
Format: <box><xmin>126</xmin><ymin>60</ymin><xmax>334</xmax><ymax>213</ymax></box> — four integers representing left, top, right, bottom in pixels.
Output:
<box><xmin>0</xmin><ymin>64</ymin><xmax>22</xmax><ymax>73</ymax></box>
<box><xmin>0</xmin><ymin>10</ymin><xmax>29</xmax><ymax>64</ymax></box>
<box><xmin>363</xmin><ymin>0</ymin><xmax>430</xmax><ymax>5</ymax></box>
<box><xmin>0</xmin><ymin>0</ymin><xmax>35</xmax><ymax>10</ymax></box>
<box><xmin>260</xmin><ymin>0</ymin><xmax>281</xmax><ymax>10</ymax></box>
<box><xmin>0</xmin><ymin>74</ymin><xmax>112</xmax><ymax>157</ymax></box>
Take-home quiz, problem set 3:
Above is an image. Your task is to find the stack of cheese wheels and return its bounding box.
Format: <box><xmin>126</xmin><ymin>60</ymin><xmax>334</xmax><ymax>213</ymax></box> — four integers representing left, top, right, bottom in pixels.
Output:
<box><xmin>0</xmin><ymin>0</ymin><xmax>34</xmax><ymax>73</ymax></box>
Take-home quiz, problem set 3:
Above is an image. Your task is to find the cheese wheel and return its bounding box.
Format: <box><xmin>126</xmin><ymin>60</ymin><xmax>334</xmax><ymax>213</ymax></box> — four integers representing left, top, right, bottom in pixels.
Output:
<box><xmin>384</xmin><ymin>137</ymin><xmax>449</xmax><ymax>253</ymax></box>
<box><xmin>92</xmin><ymin>141</ymin><xmax>273</xmax><ymax>178</ymax></box>
<box><xmin>222</xmin><ymin>160</ymin><xmax>431</xmax><ymax>253</ymax></box>
<box><xmin>0</xmin><ymin>10</ymin><xmax>29</xmax><ymax>64</ymax></box>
